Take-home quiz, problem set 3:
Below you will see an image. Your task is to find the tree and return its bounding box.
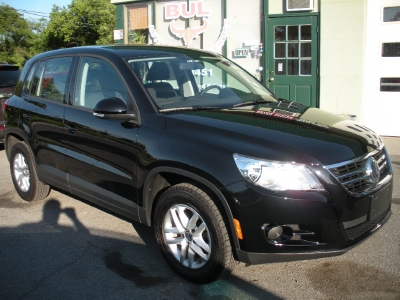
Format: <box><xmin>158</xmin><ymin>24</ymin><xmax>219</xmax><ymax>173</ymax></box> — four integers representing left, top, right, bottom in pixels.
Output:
<box><xmin>27</xmin><ymin>17</ymin><xmax>49</xmax><ymax>54</ymax></box>
<box><xmin>0</xmin><ymin>4</ymin><xmax>36</xmax><ymax>66</ymax></box>
<box><xmin>42</xmin><ymin>0</ymin><xmax>116</xmax><ymax>50</ymax></box>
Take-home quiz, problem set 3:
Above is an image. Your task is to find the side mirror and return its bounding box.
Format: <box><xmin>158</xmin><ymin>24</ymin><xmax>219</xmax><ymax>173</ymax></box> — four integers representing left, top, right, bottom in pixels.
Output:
<box><xmin>93</xmin><ymin>97</ymin><xmax>136</xmax><ymax>121</ymax></box>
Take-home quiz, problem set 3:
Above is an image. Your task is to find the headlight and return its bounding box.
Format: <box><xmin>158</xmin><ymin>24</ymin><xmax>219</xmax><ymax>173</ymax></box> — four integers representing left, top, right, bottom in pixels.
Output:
<box><xmin>233</xmin><ymin>154</ymin><xmax>325</xmax><ymax>191</ymax></box>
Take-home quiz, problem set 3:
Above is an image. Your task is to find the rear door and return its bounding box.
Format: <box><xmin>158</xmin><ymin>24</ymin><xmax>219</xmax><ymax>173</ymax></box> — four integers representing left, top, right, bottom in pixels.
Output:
<box><xmin>63</xmin><ymin>56</ymin><xmax>141</xmax><ymax>220</ymax></box>
<box><xmin>267</xmin><ymin>16</ymin><xmax>319</xmax><ymax>107</ymax></box>
<box><xmin>19</xmin><ymin>56</ymin><xmax>74</xmax><ymax>189</ymax></box>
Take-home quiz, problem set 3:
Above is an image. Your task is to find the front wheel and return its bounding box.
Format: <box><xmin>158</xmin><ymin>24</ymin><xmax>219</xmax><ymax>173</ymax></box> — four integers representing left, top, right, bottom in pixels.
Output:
<box><xmin>10</xmin><ymin>142</ymin><xmax>50</xmax><ymax>202</ymax></box>
<box><xmin>153</xmin><ymin>183</ymin><xmax>236</xmax><ymax>283</ymax></box>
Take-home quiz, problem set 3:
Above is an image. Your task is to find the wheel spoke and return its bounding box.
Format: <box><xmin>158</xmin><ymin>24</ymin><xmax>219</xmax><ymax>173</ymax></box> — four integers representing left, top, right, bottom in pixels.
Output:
<box><xmin>179</xmin><ymin>240</ymin><xmax>189</xmax><ymax>264</ymax></box>
<box><xmin>164</xmin><ymin>227</ymin><xmax>181</xmax><ymax>234</ymax></box>
<box><xmin>177</xmin><ymin>206</ymin><xmax>190</xmax><ymax>228</ymax></box>
<box><xmin>186</xmin><ymin>213</ymin><xmax>199</xmax><ymax>230</ymax></box>
<box><xmin>193</xmin><ymin>236</ymin><xmax>210</xmax><ymax>254</ymax></box>
<box><xmin>190</xmin><ymin>242</ymin><xmax>209</xmax><ymax>261</ymax></box>
<box><xmin>17</xmin><ymin>174</ymin><xmax>24</xmax><ymax>188</ymax></box>
<box><xmin>170</xmin><ymin>208</ymin><xmax>185</xmax><ymax>232</ymax></box>
<box><xmin>193</xmin><ymin>223</ymin><xmax>206</xmax><ymax>236</ymax></box>
<box><xmin>166</xmin><ymin>236</ymin><xmax>184</xmax><ymax>245</ymax></box>
<box><xmin>187</xmin><ymin>247</ymin><xmax>196</xmax><ymax>268</ymax></box>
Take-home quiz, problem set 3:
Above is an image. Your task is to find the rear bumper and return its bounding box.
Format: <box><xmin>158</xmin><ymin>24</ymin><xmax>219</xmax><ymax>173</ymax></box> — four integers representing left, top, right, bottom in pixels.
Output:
<box><xmin>0</xmin><ymin>121</ymin><xmax>4</xmax><ymax>143</ymax></box>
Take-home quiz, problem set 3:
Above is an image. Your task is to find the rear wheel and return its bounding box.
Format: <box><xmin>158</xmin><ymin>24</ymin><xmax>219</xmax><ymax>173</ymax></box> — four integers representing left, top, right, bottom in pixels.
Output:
<box><xmin>10</xmin><ymin>142</ymin><xmax>50</xmax><ymax>202</ymax></box>
<box><xmin>154</xmin><ymin>183</ymin><xmax>236</xmax><ymax>283</ymax></box>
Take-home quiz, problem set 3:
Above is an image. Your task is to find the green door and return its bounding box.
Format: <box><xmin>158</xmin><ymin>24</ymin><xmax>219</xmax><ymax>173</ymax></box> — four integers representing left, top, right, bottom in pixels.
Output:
<box><xmin>267</xmin><ymin>16</ymin><xmax>318</xmax><ymax>107</ymax></box>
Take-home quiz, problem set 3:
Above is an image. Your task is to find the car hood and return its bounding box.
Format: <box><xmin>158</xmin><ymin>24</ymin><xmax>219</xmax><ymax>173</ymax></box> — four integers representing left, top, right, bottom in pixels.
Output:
<box><xmin>164</xmin><ymin>103</ymin><xmax>383</xmax><ymax>165</ymax></box>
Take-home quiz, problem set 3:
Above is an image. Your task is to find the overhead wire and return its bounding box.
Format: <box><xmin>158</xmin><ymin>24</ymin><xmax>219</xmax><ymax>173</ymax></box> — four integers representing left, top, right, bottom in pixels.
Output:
<box><xmin>15</xmin><ymin>9</ymin><xmax>50</xmax><ymax>18</ymax></box>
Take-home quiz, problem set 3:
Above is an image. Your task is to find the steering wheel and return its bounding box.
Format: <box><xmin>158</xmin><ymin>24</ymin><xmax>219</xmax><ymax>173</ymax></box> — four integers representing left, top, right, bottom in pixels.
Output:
<box><xmin>199</xmin><ymin>85</ymin><xmax>222</xmax><ymax>95</ymax></box>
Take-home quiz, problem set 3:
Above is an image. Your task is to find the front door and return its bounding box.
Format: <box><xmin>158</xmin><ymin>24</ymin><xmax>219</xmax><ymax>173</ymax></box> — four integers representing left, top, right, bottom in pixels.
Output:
<box><xmin>64</xmin><ymin>56</ymin><xmax>140</xmax><ymax>220</ymax></box>
<box><xmin>267</xmin><ymin>16</ymin><xmax>318</xmax><ymax>107</ymax></box>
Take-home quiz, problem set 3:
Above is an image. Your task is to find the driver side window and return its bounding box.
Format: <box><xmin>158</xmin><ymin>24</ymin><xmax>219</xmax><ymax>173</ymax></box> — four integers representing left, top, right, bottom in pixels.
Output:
<box><xmin>74</xmin><ymin>57</ymin><xmax>128</xmax><ymax>109</ymax></box>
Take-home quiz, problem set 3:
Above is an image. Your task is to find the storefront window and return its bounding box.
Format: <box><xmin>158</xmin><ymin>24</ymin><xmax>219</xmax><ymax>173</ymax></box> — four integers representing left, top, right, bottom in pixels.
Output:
<box><xmin>125</xmin><ymin>3</ymin><xmax>152</xmax><ymax>44</ymax></box>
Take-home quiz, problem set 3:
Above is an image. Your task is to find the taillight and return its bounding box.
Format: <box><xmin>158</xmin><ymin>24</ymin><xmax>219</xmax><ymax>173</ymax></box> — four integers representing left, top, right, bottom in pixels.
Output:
<box><xmin>3</xmin><ymin>98</ymin><xmax>8</xmax><ymax>112</ymax></box>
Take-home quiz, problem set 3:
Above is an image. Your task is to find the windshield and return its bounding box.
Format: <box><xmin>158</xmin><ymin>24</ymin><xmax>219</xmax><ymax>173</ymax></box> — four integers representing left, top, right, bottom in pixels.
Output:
<box><xmin>126</xmin><ymin>53</ymin><xmax>277</xmax><ymax>111</ymax></box>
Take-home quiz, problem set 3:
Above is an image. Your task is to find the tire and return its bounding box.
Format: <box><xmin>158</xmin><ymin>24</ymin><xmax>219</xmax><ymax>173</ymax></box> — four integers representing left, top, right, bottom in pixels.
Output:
<box><xmin>10</xmin><ymin>142</ymin><xmax>50</xmax><ymax>202</ymax></box>
<box><xmin>153</xmin><ymin>183</ymin><xmax>237</xmax><ymax>283</ymax></box>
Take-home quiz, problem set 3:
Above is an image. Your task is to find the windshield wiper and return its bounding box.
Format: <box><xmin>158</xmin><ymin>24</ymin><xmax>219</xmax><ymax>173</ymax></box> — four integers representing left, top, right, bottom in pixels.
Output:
<box><xmin>159</xmin><ymin>106</ymin><xmax>220</xmax><ymax>113</ymax></box>
<box><xmin>233</xmin><ymin>99</ymin><xmax>274</xmax><ymax>108</ymax></box>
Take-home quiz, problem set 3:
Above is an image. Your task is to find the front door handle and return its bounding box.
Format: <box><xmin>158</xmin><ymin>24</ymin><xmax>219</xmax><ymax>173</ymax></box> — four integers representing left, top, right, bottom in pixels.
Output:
<box><xmin>269</xmin><ymin>77</ymin><xmax>275</xmax><ymax>82</ymax></box>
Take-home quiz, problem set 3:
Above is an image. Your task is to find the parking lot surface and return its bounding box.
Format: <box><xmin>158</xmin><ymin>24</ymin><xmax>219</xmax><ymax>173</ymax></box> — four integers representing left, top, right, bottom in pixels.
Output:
<box><xmin>0</xmin><ymin>138</ymin><xmax>399</xmax><ymax>300</ymax></box>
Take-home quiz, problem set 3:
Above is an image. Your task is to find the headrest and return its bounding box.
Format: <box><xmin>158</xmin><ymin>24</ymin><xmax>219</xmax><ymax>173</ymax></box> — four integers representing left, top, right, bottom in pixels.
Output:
<box><xmin>146</xmin><ymin>62</ymin><xmax>170</xmax><ymax>81</ymax></box>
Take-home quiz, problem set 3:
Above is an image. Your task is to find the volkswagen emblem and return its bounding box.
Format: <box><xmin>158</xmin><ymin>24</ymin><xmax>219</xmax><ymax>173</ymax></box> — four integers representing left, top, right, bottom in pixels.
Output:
<box><xmin>365</xmin><ymin>157</ymin><xmax>380</xmax><ymax>184</ymax></box>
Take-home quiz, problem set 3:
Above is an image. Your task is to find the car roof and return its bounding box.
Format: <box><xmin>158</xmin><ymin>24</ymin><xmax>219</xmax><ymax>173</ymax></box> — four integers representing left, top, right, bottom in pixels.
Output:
<box><xmin>28</xmin><ymin>44</ymin><xmax>220</xmax><ymax>62</ymax></box>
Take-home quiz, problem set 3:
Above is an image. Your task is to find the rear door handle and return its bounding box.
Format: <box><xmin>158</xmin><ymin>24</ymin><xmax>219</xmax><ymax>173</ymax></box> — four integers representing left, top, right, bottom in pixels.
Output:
<box><xmin>66</xmin><ymin>124</ymin><xmax>76</xmax><ymax>134</ymax></box>
<box><xmin>22</xmin><ymin>113</ymin><xmax>30</xmax><ymax>121</ymax></box>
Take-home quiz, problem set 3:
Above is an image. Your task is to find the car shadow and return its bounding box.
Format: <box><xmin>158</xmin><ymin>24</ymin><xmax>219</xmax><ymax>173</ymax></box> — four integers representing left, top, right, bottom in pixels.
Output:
<box><xmin>0</xmin><ymin>194</ymin><xmax>283</xmax><ymax>300</ymax></box>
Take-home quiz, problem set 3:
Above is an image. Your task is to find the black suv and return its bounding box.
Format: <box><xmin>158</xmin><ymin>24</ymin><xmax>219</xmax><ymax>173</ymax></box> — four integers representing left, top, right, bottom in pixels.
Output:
<box><xmin>4</xmin><ymin>45</ymin><xmax>393</xmax><ymax>283</ymax></box>
<box><xmin>0</xmin><ymin>63</ymin><xmax>21</xmax><ymax>144</ymax></box>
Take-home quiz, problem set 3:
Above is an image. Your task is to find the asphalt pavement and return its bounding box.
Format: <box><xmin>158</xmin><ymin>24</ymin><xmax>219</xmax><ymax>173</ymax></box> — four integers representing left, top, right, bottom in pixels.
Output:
<box><xmin>0</xmin><ymin>138</ymin><xmax>399</xmax><ymax>300</ymax></box>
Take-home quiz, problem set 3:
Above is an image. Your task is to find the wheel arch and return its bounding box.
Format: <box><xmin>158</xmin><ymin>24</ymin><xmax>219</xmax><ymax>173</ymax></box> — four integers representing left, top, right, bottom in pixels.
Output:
<box><xmin>140</xmin><ymin>167</ymin><xmax>240</xmax><ymax>250</ymax></box>
<box><xmin>4</xmin><ymin>131</ymin><xmax>28</xmax><ymax>161</ymax></box>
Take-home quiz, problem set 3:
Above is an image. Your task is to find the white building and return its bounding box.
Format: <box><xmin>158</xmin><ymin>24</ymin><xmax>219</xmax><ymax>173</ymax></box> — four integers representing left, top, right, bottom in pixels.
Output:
<box><xmin>111</xmin><ymin>0</ymin><xmax>400</xmax><ymax>136</ymax></box>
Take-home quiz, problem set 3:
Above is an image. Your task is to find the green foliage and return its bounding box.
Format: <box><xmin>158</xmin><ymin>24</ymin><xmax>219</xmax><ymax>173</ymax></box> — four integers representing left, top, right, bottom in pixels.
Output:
<box><xmin>0</xmin><ymin>5</ymin><xmax>36</xmax><ymax>66</ymax></box>
<box><xmin>27</xmin><ymin>17</ymin><xmax>49</xmax><ymax>54</ymax></box>
<box><xmin>42</xmin><ymin>0</ymin><xmax>116</xmax><ymax>50</ymax></box>
<box><xmin>0</xmin><ymin>1</ymin><xmax>117</xmax><ymax>66</ymax></box>
<box><xmin>128</xmin><ymin>29</ymin><xmax>148</xmax><ymax>44</ymax></box>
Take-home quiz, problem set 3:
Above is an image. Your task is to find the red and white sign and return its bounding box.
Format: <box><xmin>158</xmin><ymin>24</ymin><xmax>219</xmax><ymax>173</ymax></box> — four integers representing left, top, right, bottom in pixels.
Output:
<box><xmin>165</xmin><ymin>0</ymin><xmax>210</xmax><ymax>20</ymax></box>
<box><xmin>165</xmin><ymin>1</ymin><xmax>210</xmax><ymax>47</ymax></box>
<box><xmin>148</xmin><ymin>0</ymin><xmax>230</xmax><ymax>51</ymax></box>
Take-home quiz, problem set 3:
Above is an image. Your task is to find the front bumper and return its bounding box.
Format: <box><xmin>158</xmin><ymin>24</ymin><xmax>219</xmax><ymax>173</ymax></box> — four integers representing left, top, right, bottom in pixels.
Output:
<box><xmin>224</xmin><ymin>168</ymin><xmax>393</xmax><ymax>264</ymax></box>
<box><xmin>235</xmin><ymin>210</ymin><xmax>391</xmax><ymax>264</ymax></box>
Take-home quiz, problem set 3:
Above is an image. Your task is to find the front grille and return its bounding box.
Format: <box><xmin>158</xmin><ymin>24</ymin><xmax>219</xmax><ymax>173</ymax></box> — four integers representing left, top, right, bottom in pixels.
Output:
<box><xmin>326</xmin><ymin>148</ymin><xmax>388</xmax><ymax>196</ymax></box>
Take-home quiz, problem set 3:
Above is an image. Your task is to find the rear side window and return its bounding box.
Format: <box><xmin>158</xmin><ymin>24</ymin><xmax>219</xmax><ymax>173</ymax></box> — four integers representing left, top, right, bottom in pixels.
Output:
<box><xmin>30</xmin><ymin>61</ymin><xmax>46</xmax><ymax>96</ymax></box>
<box><xmin>41</xmin><ymin>57</ymin><xmax>73</xmax><ymax>102</ymax></box>
<box><xmin>29</xmin><ymin>57</ymin><xmax>73</xmax><ymax>103</ymax></box>
<box><xmin>22</xmin><ymin>63</ymin><xmax>38</xmax><ymax>94</ymax></box>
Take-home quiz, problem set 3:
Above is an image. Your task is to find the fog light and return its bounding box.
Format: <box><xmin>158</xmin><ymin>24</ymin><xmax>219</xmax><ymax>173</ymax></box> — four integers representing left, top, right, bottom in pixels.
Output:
<box><xmin>263</xmin><ymin>224</ymin><xmax>293</xmax><ymax>244</ymax></box>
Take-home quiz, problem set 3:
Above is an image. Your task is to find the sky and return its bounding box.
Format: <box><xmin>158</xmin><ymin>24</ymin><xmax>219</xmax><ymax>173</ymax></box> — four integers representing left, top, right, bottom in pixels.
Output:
<box><xmin>1</xmin><ymin>0</ymin><xmax>73</xmax><ymax>19</ymax></box>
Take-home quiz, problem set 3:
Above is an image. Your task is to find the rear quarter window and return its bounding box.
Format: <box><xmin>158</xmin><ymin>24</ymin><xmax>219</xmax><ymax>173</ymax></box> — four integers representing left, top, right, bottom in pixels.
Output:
<box><xmin>28</xmin><ymin>57</ymin><xmax>73</xmax><ymax>103</ymax></box>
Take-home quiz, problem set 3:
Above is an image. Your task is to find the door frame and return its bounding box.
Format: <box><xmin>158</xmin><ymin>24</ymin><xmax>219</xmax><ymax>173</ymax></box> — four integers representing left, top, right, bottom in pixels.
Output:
<box><xmin>263</xmin><ymin>8</ymin><xmax>320</xmax><ymax>107</ymax></box>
